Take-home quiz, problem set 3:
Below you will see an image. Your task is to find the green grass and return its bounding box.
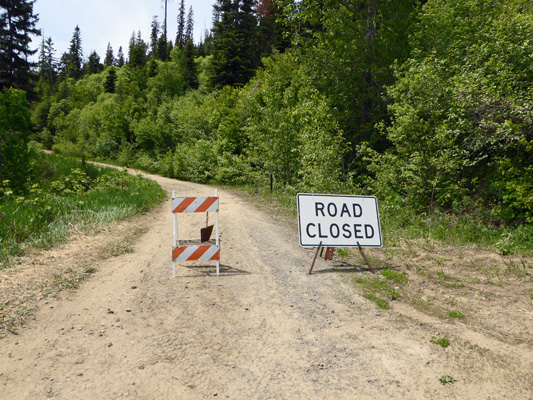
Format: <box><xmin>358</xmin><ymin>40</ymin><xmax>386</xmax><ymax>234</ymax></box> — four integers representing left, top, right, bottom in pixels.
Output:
<box><xmin>430</xmin><ymin>336</ymin><xmax>450</xmax><ymax>348</ymax></box>
<box><xmin>438</xmin><ymin>374</ymin><xmax>456</xmax><ymax>385</ymax></box>
<box><xmin>0</xmin><ymin>152</ymin><xmax>166</xmax><ymax>267</ymax></box>
<box><xmin>355</xmin><ymin>268</ymin><xmax>409</xmax><ymax>309</ymax></box>
<box><xmin>448</xmin><ymin>311</ymin><xmax>465</xmax><ymax>319</ymax></box>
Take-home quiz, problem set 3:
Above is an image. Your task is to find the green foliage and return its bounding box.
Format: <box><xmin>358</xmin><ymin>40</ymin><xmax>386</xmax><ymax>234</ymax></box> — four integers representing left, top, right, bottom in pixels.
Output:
<box><xmin>26</xmin><ymin>0</ymin><xmax>533</xmax><ymax>256</ymax></box>
<box><xmin>0</xmin><ymin>152</ymin><xmax>165</xmax><ymax>266</ymax></box>
<box><xmin>430</xmin><ymin>336</ymin><xmax>450</xmax><ymax>348</ymax></box>
<box><xmin>242</xmin><ymin>52</ymin><xmax>346</xmax><ymax>190</ymax></box>
<box><xmin>0</xmin><ymin>88</ymin><xmax>32</xmax><ymax>194</ymax></box>
<box><xmin>377</xmin><ymin>0</ymin><xmax>533</xmax><ymax>223</ymax></box>
<box><xmin>448</xmin><ymin>311</ymin><xmax>465</xmax><ymax>319</ymax></box>
<box><xmin>438</xmin><ymin>374</ymin><xmax>456</xmax><ymax>385</ymax></box>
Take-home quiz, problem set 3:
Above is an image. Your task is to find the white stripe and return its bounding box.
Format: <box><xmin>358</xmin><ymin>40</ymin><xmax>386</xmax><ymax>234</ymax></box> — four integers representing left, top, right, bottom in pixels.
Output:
<box><xmin>200</xmin><ymin>245</ymin><xmax>219</xmax><ymax>260</ymax></box>
<box><xmin>176</xmin><ymin>246</ymin><xmax>197</xmax><ymax>261</ymax></box>
<box><xmin>184</xmin><ymin>197</ymin><xmax>205</xmax><ymax>212</ymax></box>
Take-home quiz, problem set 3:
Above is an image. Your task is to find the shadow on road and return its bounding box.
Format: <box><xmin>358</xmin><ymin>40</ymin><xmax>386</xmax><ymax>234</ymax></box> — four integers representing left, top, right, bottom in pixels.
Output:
<box><xmin>176</xmin><ymin>264</ymin><xmax>251</xmax><ymax>277</ymax></box>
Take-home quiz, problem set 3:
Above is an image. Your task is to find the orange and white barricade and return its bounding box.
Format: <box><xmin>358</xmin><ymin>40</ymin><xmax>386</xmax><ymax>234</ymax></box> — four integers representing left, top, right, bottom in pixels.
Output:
<box><xmin>172</xmin><ymin>190</ymin><xmax>220</xmax><ymax>277</ymax></box>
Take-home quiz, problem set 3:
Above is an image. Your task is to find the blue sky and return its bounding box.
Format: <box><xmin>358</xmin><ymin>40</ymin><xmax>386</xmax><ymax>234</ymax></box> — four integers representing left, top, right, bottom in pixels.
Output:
<box><xmin>31</xmin><ymin>0</ymin><xmax>216</xmax><ymax>60</ymax></box>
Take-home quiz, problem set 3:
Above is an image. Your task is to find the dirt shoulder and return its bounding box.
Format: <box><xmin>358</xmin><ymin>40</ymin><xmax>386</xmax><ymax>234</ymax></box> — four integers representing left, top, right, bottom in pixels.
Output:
<box><xmin>1</xmin><ymin>172</ymin><xmax>532</xmax><ymax>399</ymax></box>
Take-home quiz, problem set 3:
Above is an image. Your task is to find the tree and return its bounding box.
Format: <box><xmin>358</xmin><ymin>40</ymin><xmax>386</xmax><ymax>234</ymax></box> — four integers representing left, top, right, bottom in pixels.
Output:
<box><xmin>116</xmin><ymin>46</ymin><xmax>125</xmax><ymax>67</ymax></box>
<box><xmin>176</xmin><ymin>0</ymin><xmax>186</xmax><ymax>49</ymax></box>
<box><xmin>185</xmin><ymin>5</ymin><xmax>194</xmax><ymax>42</ymax></box>
<box><xmin>103</xmin><ymin>67</ymin><xmax>116</xmax><ymax>93</ymax></box>
<box><xmin>128</xmin><ymin>31</ymin><xmax>147</xmax><ymax>67</ymax></box>
<box><xmin>104</xmin><ymin>42</ymin><xmax>114</xmax><ymax>67</ymax></box>
<box><xmin>38</xmin><ymin>36</ymin><xmax>56</xmax><ymax>93</ymax></box>
<box><xmin>0</xmin><ymin>88</ymin><xmax>31</xmax><ymax>194</ymax></box>
<box><xmin>67</xmin><ymin>26</ymin><xmax>83</xmax><ymax>80</ymax></box>
<box><xmin>210</xmin><ymin>0</ymin><xmax>260</xmax><ymax>88</ymax></box>
<box><xmin>181</xmin><ymin>39</ymin><xmax>198</xmax><ymax>90</ymax></box>
<box><xmin>150</xmin><ymin>16</ymin><xmax>160</xmax><ymax>59</ymax></box>
<box><xmin>0</xmin><ymin>0</ymin><xmax>40</xmax><ymax>91</ymax></box>
<box><xmin>84</xmin><ymin>50</ymin><xmax>102</xmax><ymax>75</ymax></box>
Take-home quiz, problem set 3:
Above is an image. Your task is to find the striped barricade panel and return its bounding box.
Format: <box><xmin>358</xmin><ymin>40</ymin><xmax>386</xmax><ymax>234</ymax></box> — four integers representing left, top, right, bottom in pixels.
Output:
<box><xmin>172</xmin><ymin>244</ymin><xmax>220</xmax><ymax>262</ymax></box>
<box><xmin>172</xmin><ymin>196</ymin><xmax>219</xmax><ymax>213</ymax></box>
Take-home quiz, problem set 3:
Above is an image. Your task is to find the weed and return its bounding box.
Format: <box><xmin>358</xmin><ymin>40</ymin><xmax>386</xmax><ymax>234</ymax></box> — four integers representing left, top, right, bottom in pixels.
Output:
<box><xmin>430</xmin><ymin>336</ymin><xmax>450</xmax><ymax>348</ymax></box>
<box><xmin>381</xmin><ymin>268</ymin><xmax>408</xmax><ymax>284</ymax></box>
<box><xmin>356</xmin><ymin>269</ymin><xmax>408</xmax><ymax>309</ymax></box>
<box><xmin>363</xmin><ymin>293</ymin><xmax>390</xmax><ymax>309</ymax></box>
<box><xmin>438</xmin><ymin>374</ymin><xmax>456</xmax><ymax>385</ymax></box>
<box><xmin>448</xmin><ymin>311</ymin><xmax>465</xmax><ymax>319</ymax></box>
<box><xmin>336</xmin><ymin>248</ymin><xmax>350</xmax><ymax>260</ymax></box>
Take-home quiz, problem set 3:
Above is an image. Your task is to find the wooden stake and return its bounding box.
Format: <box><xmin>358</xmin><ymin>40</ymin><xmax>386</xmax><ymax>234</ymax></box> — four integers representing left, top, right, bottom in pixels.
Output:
<box><xmin>309</xmin><ymin>241</ymin><xmax>323</xmax><ymax>275</ymax></box>
<box><xmin>357</xmin><ymin>242</ymin><xmax>375</xmax><ymax>274</ymax></box>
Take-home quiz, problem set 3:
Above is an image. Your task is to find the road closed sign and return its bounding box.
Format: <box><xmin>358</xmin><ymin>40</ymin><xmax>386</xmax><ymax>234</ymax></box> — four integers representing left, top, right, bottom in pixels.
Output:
<box><xmin>297</xmin><ymin>194</ymin><xmax>382</xmax><ymax>248</ymax></box>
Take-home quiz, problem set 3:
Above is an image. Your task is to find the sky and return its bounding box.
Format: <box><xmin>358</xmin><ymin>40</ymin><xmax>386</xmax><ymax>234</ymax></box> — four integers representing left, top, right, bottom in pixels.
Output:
<box><xmin>31</xmin><ymin>0</ymin><xmax>216</xmax><ymax>61</ymax></box>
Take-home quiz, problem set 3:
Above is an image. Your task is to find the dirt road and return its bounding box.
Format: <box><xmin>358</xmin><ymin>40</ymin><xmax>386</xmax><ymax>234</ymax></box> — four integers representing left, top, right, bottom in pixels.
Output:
<box><xmin>1</xmin><ymin>173</ymin><xmax>531</xmax><ymax>399</ymax></box>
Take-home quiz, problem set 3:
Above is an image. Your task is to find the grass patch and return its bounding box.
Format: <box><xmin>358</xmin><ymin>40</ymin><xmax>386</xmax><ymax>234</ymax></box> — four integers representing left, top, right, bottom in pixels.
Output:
<box><xmin>430</xmin><ymin>336</ymin><xmax>450</xmax><ymax>348</ymax></box>
<box><xmin>448</xmin><ymin>311</ymin><xmax>465</xmax><ymax>319</ymax></box>
<box><xmin>355</xmin><ymin>268</ymin><xmax>408</xmax><ymax>309</ymax></box>
<box><xmin>0</xmin><ymin>152</ymin><xmax>166</xmax><ymax>267</ymax></box>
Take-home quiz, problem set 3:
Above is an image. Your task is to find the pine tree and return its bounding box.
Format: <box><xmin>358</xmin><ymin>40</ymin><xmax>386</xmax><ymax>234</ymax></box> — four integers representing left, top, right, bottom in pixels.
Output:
<box><xmin>84</xmin><ymin>50</ymin><xmax>102</xmax><ymax>75</ymax></box>
<box><xmin>150</xmin><ymin>16</ymin><xmax>160</xmax><ymax>59</ymax></box>
<box><xmin>67</xmin><ymin>26</ymin><xmax>83</xmax><ymax>80</ymax></box>
<box><xmin>38</xmin><ymin>36</ymin><xmax>56</xmax><ymax>92</ymax></box>
<box><xmin>128</xmin><ymin>31</ymin><xmax>147</xmax><ymax>67</ymax></box>
<box><xmin>116</xmin><ymin>46</ymin><xmax>125</xmax><ymax>67</ymax></box>
<box><xmin>103</xmin><ymin>66</ymin><xmax>116</xmax><ymax>93</ymax></box>
<box><xmin>185</xmin><ymin>6</ymin><xmax>194</xmax><ymax>43</ymax></box>
<box><xmin>211</xmin><ymin>0</ymin><xmax>259</xmax><ymax>88</ymax></box>
<box><xmin>181</xmin><ymin>39</ymin><xmax>198</xmax><ymax>90</ymax></box>
<box><xmin>104</xmin><ymin>42</ymin><xmax>114</xmax><ymax>67</ymax></box>
<box><xmin>0</xmin><ymin>0</ymin><xmax>40</xmax><ymax>91</ymax></box>
<box><xmin>176</xmin><ymin>0</ymin><xmax>186</xmax><ymax>49</ymax></box>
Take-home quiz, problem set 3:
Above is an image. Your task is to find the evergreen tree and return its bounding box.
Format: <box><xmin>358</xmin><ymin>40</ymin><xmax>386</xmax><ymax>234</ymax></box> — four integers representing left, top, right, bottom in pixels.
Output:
<box><xmin>255</xmin><ymin>0</ymin><xmax>287</xmax><ymax>56</ymax></box>
<box><xmin>185</xmin><ymin>6</ymin><xmax>194</xmax><ymax>42</ymax></box>
<box><xmin>84</xmin><ymin>50</ymin><xmax>102</xmax><ymax>75</ymax></box>
<box><xmin>116</xmin><ymin>46</ymin><xmax>125</xmax><ymax>67</ymax></box>
<box><xmin>38</xmin><ymin>36</ymin><xmax>56</xmax><ymax>92</ymax></box>
<box><xmin>181</xmin><ymin>39</ymin><xmax>198</xmax><ymax>90</ymax></box>
<box><xmin>176</xmin><ymin>0</ymin><xmax>186</xmax><ymax>49</ymax></box>
<box><xmin>0</xmin><ymin>0</ymin><xmax>40</xmax><ymax>91</ymax></box>
<box><xmin>150</xmin><ymin>16</ymin><xmax>160</xmax><ymax>59</ymax></box>
<box><xmin>67</xmin><ymin>26</ymin><xmax>83</xmax><ymax>80</ymax></box>
<box><xmin>128</xmin><ymin>31</ymin><xmax>147</xmax><ymax>67</ymax></box>
<box><xmin>103</xmin><ymin>66</ymin><xmax>116</xmax><ymax>93</ymax></box>
<box><xmin>0</xmin><ymin>87</ymin><xmax>31</xmax><ymax>194</ymax></box>
<box><xmin>211</xmin><ymin>0</ymin><xmax>259</xmax><ymax>88</ymax></box>
<box><xmin>104</xmin><ymin>42</ymin><xmax>114</xmax><ymax>67</ymax></box>
<box><xmin>157</xmin><ymin>35</ymin><xmax>169</xmax><ymax>61</ymax></box>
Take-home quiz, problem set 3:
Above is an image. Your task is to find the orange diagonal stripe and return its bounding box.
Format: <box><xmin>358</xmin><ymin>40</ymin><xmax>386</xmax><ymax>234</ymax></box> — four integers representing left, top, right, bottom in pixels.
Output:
<box><xmin>172</xmin><ymin>246</ymin><xmax>187</xmax><ymax>261</ymax></box>
<box><xmin>188</xmin><ymin>246</ymin><xmax>210</xmax><ymax>261</ymax></box>
<box><xmin>196</xmin><ymin>197</ymin><xmax>218</xmax><ymax>212</ymax></box>
<box><xmin>174</xmin><ymin>197</ymin><xmax>195</xmax><ymax>213</ymax></box>
<box><xmin>210</xmin><ymin>250</ymin><xmax>220</xmax><ymax>261</ymax></box>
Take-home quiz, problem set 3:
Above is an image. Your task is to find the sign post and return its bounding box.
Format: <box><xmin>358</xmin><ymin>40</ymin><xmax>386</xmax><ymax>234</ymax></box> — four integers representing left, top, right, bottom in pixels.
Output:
<box><xmin>297</xmin><ymin>194</ymin><xmax>382</xmax><ymax>273</ymax></box>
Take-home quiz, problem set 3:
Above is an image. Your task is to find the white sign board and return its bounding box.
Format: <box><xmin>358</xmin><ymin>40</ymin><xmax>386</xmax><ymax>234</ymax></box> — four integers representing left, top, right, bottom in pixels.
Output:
<box><xmin>297</xmin><ymin>194</ymin><xmax>382</xmax><ymax>248</ymax></box>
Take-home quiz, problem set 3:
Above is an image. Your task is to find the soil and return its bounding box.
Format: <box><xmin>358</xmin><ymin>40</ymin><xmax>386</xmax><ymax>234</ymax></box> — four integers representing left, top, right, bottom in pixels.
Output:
<box><xmin>1</xmin><ymin>171</ymin><xmax>532</xmax><ymax>399</ymax></box>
